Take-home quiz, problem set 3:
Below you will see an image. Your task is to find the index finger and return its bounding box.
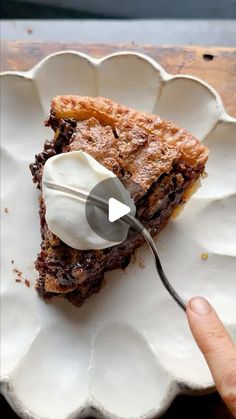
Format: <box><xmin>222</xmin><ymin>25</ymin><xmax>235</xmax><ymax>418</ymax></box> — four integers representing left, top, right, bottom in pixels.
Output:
<box><xmin>186</xmin><ymin>297</ymin><xmax>236</xmax><ymax>417</ymax></box>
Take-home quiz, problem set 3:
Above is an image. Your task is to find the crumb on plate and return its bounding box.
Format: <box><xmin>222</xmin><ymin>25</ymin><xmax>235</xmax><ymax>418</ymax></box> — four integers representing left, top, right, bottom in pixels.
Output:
<box><xmin>4</xmin><ymin>207</ymin><xmax>9</xmax><ymax>213</ymax></box>
<box><xmin>138</xmin><ymin>257</ymin><xmax>145</xmax><ymax>269</ymax></box>
<box><xmin>201</xmin><ymin>252</ymin><xmax>209</xmax><ymax>260</ymax></box>
<box><xmin>160</xmin><ymin>245</ymin><xmax>167</xmax><ymax>250</ymax></box>
<box><xmin>202</xmin><ymin>171</ymin><xmax>208</xmax><ymax>179</ymax></box>
<box><xmin>13</xmin><ymin>266</ymin><xmax>31</xmax><ymax>287</ymax></box>
<box><xmin>25</xmin><ymin>279</ymin><xmax>31</xmax><ymax>288</ymax></box>
<box><xmin>13</xmin><ymin>268</ymin><xmax>22</xmax><ymax>276</ymax></box>
<box><xmin>13</xmin><ymin>267</ymin><xmax>23</xmax><ymax>283</ymax></box>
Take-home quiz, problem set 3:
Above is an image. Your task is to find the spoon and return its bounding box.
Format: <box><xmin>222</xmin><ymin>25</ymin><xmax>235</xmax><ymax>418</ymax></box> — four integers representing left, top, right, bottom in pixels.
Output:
<box><xmin>45</xmin><ymin>181</ymin><xmax>186</xmax><ymax>310</ymax></box>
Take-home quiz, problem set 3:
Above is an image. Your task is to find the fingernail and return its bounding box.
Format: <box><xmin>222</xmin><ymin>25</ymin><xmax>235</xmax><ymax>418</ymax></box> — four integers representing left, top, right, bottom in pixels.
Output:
<box><xmin>189</xmin><ymin>297</ymin><xmax>212</xmax><ymax>316</ymax></box>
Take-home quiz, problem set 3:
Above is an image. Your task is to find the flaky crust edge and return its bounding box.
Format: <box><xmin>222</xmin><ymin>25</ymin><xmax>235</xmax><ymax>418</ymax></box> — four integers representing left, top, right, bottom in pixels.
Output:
<box><xmin>51</xmin><ymin>95</ymin><xmax>209</xmax><ymax>168</ymax></box>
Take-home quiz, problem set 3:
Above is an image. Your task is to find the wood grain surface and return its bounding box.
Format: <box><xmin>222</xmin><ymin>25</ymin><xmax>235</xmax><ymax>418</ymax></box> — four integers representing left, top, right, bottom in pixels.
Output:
<box><xmin>0</xmin><ymin>41</ymin><xmax>234</xmax><ymax>419</ymax></box>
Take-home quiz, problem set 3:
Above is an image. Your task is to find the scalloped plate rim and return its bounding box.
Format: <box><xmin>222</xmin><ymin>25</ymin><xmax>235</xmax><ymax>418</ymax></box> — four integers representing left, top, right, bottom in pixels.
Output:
<box><xmin>1</xmin><ymin>49</ymin><xmax>235</xmax><ymax>419</ymax></box>
<box><xmin>1</xmin><ymin>50</ymin><xmax>235</xmax><ymax>126</ymax></box>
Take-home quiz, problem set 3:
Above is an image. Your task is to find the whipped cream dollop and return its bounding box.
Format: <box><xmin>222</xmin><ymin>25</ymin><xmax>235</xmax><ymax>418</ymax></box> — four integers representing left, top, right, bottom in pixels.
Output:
<box><xmin>42</xmin><ymin>151</ymin><xmax>135</xmax><ymax>250</ymax></box>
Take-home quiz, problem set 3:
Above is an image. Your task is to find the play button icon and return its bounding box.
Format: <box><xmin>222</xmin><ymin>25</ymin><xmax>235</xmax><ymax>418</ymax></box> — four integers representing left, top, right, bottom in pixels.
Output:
<box><xmin>85</xmin><ymin>177</ymin><xmax>136</xmax><ymax>243</ymax></box>
<box><xmin>108</xmin><ymin>198</ymin><xmax>131</xmax><ymax>222</ymax></box>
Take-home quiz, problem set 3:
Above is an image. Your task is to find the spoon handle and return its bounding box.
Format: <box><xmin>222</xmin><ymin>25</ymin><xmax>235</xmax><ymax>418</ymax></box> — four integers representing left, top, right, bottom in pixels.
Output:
<box><xmin>124</xmin><ymin>214</ymin><xmax>186</xmax><ymax>311</ymax></box>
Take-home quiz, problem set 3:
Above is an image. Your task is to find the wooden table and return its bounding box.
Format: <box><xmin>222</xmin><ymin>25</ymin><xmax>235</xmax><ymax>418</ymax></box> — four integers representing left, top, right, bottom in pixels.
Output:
<box><xmin>1</xmin><ymin>41</ymin><xmax>235</xmax><ymax>419</ymax></box>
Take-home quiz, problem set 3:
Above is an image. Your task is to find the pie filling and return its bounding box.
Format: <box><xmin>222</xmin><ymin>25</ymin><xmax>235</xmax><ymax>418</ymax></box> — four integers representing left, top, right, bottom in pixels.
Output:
<box><xmin>30</xmin><ymin>96</ymin><xmax>208</xmax><ymax>306</ymax></box>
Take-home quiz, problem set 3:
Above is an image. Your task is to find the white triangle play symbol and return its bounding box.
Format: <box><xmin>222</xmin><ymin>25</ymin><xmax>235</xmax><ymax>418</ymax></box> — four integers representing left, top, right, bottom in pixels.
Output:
<box><xmin>108</xmin><ymin>197</ymin><xmax>131</xmax><ymax>222</ymax></box>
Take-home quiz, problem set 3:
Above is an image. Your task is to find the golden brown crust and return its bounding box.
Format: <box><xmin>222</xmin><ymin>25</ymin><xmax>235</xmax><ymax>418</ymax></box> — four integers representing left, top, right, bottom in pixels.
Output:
<box><xmin>52</xmin><ymin>95</ymin><xmax>208</xmax><ymax>168</ymax></box>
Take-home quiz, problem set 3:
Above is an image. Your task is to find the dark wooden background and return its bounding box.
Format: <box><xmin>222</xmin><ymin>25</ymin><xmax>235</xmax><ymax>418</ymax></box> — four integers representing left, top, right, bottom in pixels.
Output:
<box><xmin>1</xmin><ymin>41</ymin><xmax>235</xmax><ymax>419</ymax></box>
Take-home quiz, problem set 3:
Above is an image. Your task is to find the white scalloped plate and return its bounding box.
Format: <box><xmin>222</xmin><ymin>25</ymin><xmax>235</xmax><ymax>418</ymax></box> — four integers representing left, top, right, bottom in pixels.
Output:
<box><xmin>1</xmin><ymin>51</ymin><xmax>236</xmax><ymax>419</ymax></box>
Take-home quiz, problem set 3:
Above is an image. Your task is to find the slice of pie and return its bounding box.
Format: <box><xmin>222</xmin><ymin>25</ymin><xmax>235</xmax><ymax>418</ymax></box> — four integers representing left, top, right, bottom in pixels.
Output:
<box><xmin>30</xmin><ymin>95</ymin><xmax>208</xmax><ymax>306</ymax></box>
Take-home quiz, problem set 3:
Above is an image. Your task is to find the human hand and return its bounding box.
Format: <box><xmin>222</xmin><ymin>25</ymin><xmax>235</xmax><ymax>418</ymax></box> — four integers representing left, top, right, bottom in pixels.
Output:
<box><xmin>186</xmin><ymin>297</ymin><xmax>236</xmax><ymax>417</ymax></box>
